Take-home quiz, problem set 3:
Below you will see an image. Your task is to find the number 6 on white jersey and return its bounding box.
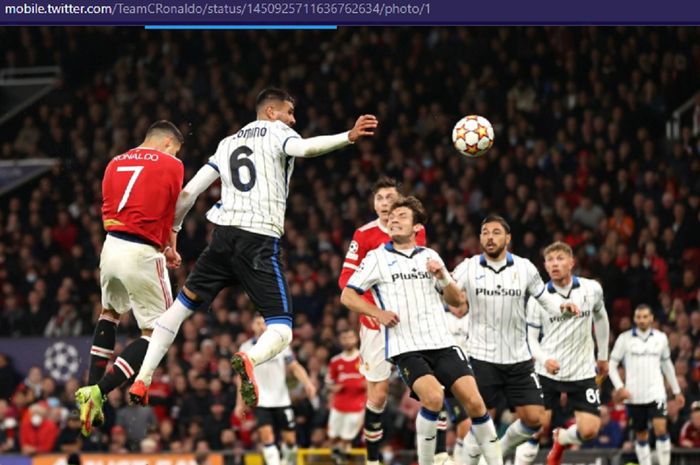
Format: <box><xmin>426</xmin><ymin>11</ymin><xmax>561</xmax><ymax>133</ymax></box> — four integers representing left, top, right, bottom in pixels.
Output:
<box><xmin>116</xmin><ymin>166</ymin><xmax>144</xmax><ymax>212</ymax></box>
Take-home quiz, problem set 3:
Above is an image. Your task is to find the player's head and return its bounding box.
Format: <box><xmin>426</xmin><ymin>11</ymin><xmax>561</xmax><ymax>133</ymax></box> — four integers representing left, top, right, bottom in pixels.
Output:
<box><xmin>543</xmin><ymin>241</ymin><xmax>575</xmax><ymax>282</ymax></box>
<box><xmin>479</xmin><ymin>214</ymin><xmax>511</xmax><ymax>259</ymax></box>
<box><xmin>256</xmin><ymin>87</ymin><xmax>296</xmax><ymax>127</ymax></box>
<box><xmin>388</xmin><ymin>196</ymin><xmax>426</xmax><ymax>245</ymax></box>
<box><xmin>372</xmin><ymin>176</ymin><xmax>402</xmax><ymax>225</ymax></box>
<box><xmin>251</xmin><ymin>312</ymin><xmax>266</xmax><ymax>337</ymax></box>
<box><xmin>339</xmin><ymin>328</ymin><xmax>358</xmax><ymax>351</ymax></box>
<box><xmin>143</xmin><ymin>120</ymin><xmax>184</xmax><ymax>156</ymax></box>
<box><xmin>633</xmin><ymin>304</ymin><xmax>654</xmax><ymax>331</ymax></box>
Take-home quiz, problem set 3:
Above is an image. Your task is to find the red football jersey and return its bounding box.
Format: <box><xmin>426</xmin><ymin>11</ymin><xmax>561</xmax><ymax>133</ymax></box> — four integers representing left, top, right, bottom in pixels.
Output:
<box><xmin>681</xmin><ymin>421</ymin><xmax>700</xmax><ymax>447</ymax></box>
<box><xmin>339</xmin><ymin>219</ymin><xmax>426</xmax><ymax>329</ymax></box>
<box><xmin>326</xmin><ymin>351</ymin><xmax>366</xmax><ymax>413</ymax></box>
<box><xmin>102</xmin><ymin>148</ymin><xmax>183</xmax><ymax>249</ymax></box>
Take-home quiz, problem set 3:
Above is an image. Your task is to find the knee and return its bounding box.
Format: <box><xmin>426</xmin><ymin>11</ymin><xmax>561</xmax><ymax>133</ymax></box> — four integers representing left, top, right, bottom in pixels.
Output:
<box><xmin>420</xmin><ymin>392</ymin><xmax>444</xmax><ymax>412</ymax></box>
<box><xmin>268</xmin><ymin>323</ymin><xmax>293</xmax><ymax>346</ymax></box>
<box><xmin>463</xmin><ymin>397</ymin><xmax>486</xmax><ymax>417</ymax></box>
<box><xmin>368</xmin><ymin>381</ymin><xmax>389</xmax><ymax>408</ymax></box>
<box><xmin>578</xmin><ymin>423</ymin><xmax>600</xmax><ymax>442</ymax></box>
<box><xmin>521</xmin><ymin>412</ymin><xmax>542</xmax><ymax>429</ymax></box>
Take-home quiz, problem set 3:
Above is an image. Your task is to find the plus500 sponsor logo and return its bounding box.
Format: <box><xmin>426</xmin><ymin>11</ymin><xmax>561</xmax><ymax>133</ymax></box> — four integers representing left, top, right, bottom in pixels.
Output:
<box><xmin>475</xmin><ymin>286</ymin><xmax>522</xmax><ymax>297</ymax></box>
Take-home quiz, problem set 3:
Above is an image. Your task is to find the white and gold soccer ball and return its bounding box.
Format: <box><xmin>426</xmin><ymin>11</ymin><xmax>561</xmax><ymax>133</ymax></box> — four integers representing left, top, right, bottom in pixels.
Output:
<box><xmin>451</xmin><ymin>115</ymin><xmax>494</xmax><ymax>158</ymax></box>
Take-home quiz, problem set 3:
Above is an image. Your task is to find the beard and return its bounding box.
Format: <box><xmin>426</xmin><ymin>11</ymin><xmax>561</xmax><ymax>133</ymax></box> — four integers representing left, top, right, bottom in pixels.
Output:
<box><xmin>391</xmin><ymin>233</ymin><xmax>412</xmax><ymax>245</ymax></box>
<box><xmin>483</xmin><ymin>242</ymin><xmax>506</xmax><ymax>259</ymax></box>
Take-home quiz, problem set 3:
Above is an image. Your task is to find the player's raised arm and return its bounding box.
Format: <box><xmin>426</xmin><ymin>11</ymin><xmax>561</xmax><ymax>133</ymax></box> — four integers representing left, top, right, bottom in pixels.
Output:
<box><xmin>426</xmin><ymin>257</ymin><xmax>463</xmax><ymax>307</ymax></box>
<box><xmin>172</xmin><ymin>163</ymin><xmax>220</xmax><ymax>232</ymax></box>
<box><xmin>284</xmin><ymin>114</ymin><xmax>378</xmax><ymax>158</ymax></box>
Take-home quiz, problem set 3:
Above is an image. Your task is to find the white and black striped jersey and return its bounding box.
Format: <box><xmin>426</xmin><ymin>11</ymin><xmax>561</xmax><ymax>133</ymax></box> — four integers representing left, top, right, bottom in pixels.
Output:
<box><xmin>205</xmin><ymin>120</ymin><xmax>301</xmax><ymax>238</ymax></box>
<box><xmin>445</xmin><ymin>310</ymin><xmax>470</xmax><ymax>356</ymax></box>
<box><xmin>240</xmin><ymin>338</ymin><xmax>294</xmax><ymax>407</ymax></box>
<box><xmin>453</xmin><ymin>252</ymin><xmax>549</xmax><ymax>364</ymax></box>
<box><xmin>527</xmin><ymin>276</ymin><xmax>607</xmax><ymax>381</ymax></box>
<box><xmin>347</xmin><ymin>242</ymin><xmax>453</xmax><ymax>359</ymax></box>
<box><xmin>609</xmin><ymin>328</ymin><xmax>679</xmax><ymax>404</ymax></box>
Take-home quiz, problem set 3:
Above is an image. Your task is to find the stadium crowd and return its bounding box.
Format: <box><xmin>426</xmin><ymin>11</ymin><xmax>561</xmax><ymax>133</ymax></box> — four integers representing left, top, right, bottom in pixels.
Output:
<box><xmin>1</xmin><ymin>26</ymin><xmax>700</xmax><ymax>457</ymax></box>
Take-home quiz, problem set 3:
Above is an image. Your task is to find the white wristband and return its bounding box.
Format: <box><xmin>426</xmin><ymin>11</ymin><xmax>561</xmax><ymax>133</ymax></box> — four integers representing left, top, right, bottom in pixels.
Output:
<box><xmin>437</xmin><ymin>274</ymin><xmax>453</xmax><ymax>289</ymax></box>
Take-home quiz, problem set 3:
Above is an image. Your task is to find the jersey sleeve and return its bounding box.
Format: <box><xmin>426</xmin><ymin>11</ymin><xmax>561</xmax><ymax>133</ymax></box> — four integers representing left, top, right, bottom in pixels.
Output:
<box><xmin>206</xmin><ymin>139</ymin><xmax>227</xmax><ymax>174</ymax></box>
<box><xmin>346</xmin><ymin>250</ymin><xmax>382</xmax><ymax>294</ymax></box>
<box><xmin>325</xmin><ymin>359</ymin><xmax>337</xmax><ymax>385</ymax></box>
<box><xmin>609</xmin><ymin>333</ymin><xmax>627</xmax><ymax>363</ymax></box>
<box><xmin>592</xmin><ymin>280</ymin><xmax>606</xmax><ymax>314</ymax></box>
<box><xmin>339</xmin><ymin>229</ymin><xmax>368</xmax><ymax>289</ymax></box>
<box><xmin>525</xmin><ymin>260</ymin><xmax>546</xmax><ymax>298</ymax></box>
<box><xmin>283</xmin><ymin>346</ymin><xmax>295</xmax><ymax>364</ymax></box>
<box><xmin>416</xmin><ymin>226</ymin><xmax>427</xmax><ymax>246</ymax></box>
<box><xmin>271</xmin><ymin>122</ymin><xmax>302</xmax><ymax>156</ymax></box>
<box><xmin>525</xmin><ymin>298</ymin><xmax>543</xmax><ymax>327</ymax></box>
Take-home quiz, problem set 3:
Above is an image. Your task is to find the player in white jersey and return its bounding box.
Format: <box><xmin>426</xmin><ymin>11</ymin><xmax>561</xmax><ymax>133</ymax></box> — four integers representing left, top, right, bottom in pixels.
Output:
<box><xmin>130</xmin><ymin>88</ymin><xmax>377</xmax><ymax>407</ymax></box>
<box><xmin>341</xmin><ymin>197</ymin><xmax>503</xmax><ymax>465</ymax></box>
<box><xmin>513</xmin><ymin>242</ymin><xmax>610</xmax><ymax>465</ymax></box>
<box><xmin>443</xmin><ymin>304</ymin><xmax>473</xmax><ymax>465</ymax></box>
<box><xmin>452</xmin><ymin>215</ymin><xmax>581</xmax><ymax>463</ymax></box>
<box><xmin>608</xmin><ymin>304</ymin><xmax>685</xmax><ymax>465</ymax></box>
<box><xmin>235</xmin><ymin>314</ymin><xmax>317</xmax><ymax>465</ymax></box>
<box><xmin>338</xmin><ymin>176</ymin><xmax>430</xmax><ymax>465</ymax></box>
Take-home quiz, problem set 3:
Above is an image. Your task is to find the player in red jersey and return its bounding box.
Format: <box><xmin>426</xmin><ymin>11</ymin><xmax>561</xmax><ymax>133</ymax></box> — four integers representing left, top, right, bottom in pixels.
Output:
<box><xmin>338</xmin><ymin>176</ymin><xmax>427</xmax><ymax>465</ymax></box>
<box><xmin>326</xmin><ymin>329</ymin><xmax>367</xmax><ymax>454</ymax></box>
<box><xmin>75</xmin><ymin>121</ymin><xmax>185</xmax><ymax>436</ymax></box>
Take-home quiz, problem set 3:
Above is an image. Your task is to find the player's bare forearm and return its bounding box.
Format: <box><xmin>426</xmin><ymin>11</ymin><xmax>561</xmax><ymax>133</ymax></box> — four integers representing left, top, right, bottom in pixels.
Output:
<box><xmin>290</xmin><ymin>361</ymin><xmax>313</xmax><ymax>387</ymax></box>
<box><xmin>442</xmin><ymin>283</ymin><xmax>464</xmax><ymax>307</ymax></box>
<box><xmin>341</xmin><ymin>287</ymin><xmax>399</xmax><ymax>327</ymax></box>
<box><xmin>340</xmin><ymin>287</ymin><xmax>383</xmax><ymax>319</ymax></box>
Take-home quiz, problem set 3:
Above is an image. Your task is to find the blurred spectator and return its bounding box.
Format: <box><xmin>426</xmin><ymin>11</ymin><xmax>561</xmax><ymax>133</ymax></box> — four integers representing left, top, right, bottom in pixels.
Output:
<box><xmin>680</xmin><ymin>401</ymin><xmax>700</xmax><ymax>447</ymax></box>
<box><xmin>115</xmin><ymin>390</ymin><xmax>157</xmax><ymax>450</ymax></box>
<box><xmin>0</xmin><ymin>399</ymin><xmax>18</xmax><ymax>452</ymax></box>
<box><xmin>19</xmin><ymin>403</ymin><xmax>59</xmax><ymax>454</ymax></box>
<box><xmin>0</xmin><ymin>354</ymin><xmax>20</xmax><ymax>399</ymax></box>
<box><xmin>55</xmin><ymin>409</ymin><xmax>83</xmax><ymax>453</ymax></box>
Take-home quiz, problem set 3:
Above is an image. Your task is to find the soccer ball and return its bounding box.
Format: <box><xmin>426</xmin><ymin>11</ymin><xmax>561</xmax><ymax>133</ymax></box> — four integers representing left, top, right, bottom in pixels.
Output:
<box><xmin>452</xmin><ymin>115</ymin><xmax>494</xmax><ymax>158</ymax></box>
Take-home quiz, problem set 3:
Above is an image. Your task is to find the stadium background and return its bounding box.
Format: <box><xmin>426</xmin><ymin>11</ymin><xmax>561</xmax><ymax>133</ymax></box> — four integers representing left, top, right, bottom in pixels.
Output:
<box><xmin>0</xmin><ymin>26</ymin><xmax>699</xmax><ymax>462</ymax></box>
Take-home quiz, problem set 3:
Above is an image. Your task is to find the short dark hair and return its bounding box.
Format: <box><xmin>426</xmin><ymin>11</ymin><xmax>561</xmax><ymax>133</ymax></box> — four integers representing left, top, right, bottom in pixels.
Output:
<box><xmin>389</xmin><ymin>196</ymin><xmax>427</xmax><ymax>226</ymax></box>
<box><xmin>635</xmin><ymin>303</ymin><xmax>653</xmax><ymax>315</ymax></box>
<box><xmin>371</xmin><ymin>176</ymin><xmax>402</xmax><ymax>196</ymax></box>
<box><xmin>146</xmin><ymin>120</ymin><xmax>184</xmax><ymax>144</ymax></box>
<box><xmin>481</xmin><ymin>214</ymin><xmax>511</xmax><ymax>234</ymax></box>
<box><xmin>256</xmin><ymin>87</ymin><xmax>295</xmax><ymax>112</ymax></box>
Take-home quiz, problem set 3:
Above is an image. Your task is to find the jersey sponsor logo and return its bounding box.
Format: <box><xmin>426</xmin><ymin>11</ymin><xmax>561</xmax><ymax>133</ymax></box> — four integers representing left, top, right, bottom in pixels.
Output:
<box><xmin>391</xmin><ymin>268</ymin><xmax>431</xmax><ymax>282</ymax></box>
<box><xmin>113</xmin><ymin>152</ymin><xmax>160</xmax><ymax>161</ymax></box>
<box><xmin>235</xmin><ymin>126</ymin><xmax>268</xmax><ymax>139</ymax></box>
<box><xmin>548</xmin><ymin>309</ymin><xmax>592</xmax><ymax>323</ymax></box>
<box><xmin>475</xmin><ymin>285</ymin><xmax>523</xmax><ymax>297</ymax></box>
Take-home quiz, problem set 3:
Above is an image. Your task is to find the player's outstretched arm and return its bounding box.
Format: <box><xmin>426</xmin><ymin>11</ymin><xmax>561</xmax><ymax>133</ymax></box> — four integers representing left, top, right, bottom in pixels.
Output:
<box><xmin>172</xmin><ymin>164</ymin><xmax>220</xmax><ymax>232</ymax></box>
<box><xmin>284</xmin><ymin>115</ymin><xmax>378</xmax><ymax>158</ymax></box>
<box><xmin>340</xmin><ymin>287</ymin><xmax>398</xmax><ymax>328</ymax></box>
